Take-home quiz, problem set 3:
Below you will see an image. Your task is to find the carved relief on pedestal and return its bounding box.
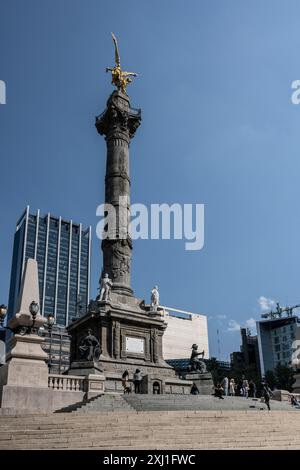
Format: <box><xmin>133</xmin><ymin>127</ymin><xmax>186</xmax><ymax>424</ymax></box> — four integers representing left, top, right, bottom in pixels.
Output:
<box><xmin>102</xmin><ymin>238</ymin><xmax>132</xmax><ymax>288</ymax></box>
<box><xmin>151</xmin><ymin>329</ymin><xmax>159</xmax><ymax>363</ymax></box>
<box><xmin>112</xmin><ymin>320</ymin><xmax>120</xmax><ymax>358</ymax></box>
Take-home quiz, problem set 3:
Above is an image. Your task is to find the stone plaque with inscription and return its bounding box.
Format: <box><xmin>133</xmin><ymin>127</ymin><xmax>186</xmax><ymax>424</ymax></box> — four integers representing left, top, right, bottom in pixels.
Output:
<box><xmin>125</xmin><ymin>336</ymin><xmax>144</xmax><ymax>354</ymax></box>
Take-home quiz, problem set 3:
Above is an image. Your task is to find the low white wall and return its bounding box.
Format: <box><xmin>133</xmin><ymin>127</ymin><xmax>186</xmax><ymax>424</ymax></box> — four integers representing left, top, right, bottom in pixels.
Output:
<box><xmin>0</xmin><ymin>385</ymin><xmax>85</xmax><ymax>414</ymax></box>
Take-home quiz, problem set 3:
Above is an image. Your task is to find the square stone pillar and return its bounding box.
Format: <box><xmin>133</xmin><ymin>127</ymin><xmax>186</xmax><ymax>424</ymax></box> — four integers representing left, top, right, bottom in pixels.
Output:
<box><xmin>86</xmin><ymin>373</ymin><xmax>106</xmax><ymax>398</ymax></box>
<box><xmin>0</xmin><ymin>259</ymin><xmax>50</xmax><ymax>412</ymax></box>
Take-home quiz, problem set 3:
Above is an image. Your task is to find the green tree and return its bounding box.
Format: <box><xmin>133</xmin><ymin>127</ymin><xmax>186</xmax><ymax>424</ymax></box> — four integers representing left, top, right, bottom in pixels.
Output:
<box><xmin>274</xmin><ymin>363</ymin><xmax>295</xmax><ymax>392</ymax></box>
<box><xmin>265</xmin><ymin>370</ymin><xmax>276</xmax><ymax>390</ymax></box>
<box><xmin>265</xmin><ymin>365</ymin><xmax>295</xmax><ymax>392</ymax></box>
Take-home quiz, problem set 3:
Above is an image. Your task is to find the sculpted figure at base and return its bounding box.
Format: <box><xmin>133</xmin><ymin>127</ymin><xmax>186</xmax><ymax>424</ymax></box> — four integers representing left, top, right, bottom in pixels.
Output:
<box><xmin>189</xmin><ymin>344</ymin><xmax>207</xmax><ymax>373</ymax></box>
<box><xmin>99</xmin><ymin>273</ymin><xmax>113</xmax><ymax>302</ymax></box>
<box><xmin>79</xmin><ymin>329</ymin><xmax>102</xmax><ymax>361</ymax></box>
<box><xmin>151</xmin><ymin>285</ymin><xmax>159</xmax><ymax>311</ymax></box>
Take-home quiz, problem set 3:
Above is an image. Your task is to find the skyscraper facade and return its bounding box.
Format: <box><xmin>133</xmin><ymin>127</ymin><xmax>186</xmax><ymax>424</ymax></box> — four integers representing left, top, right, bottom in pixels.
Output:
<box><xmin>257</xmin><ymin>316</ymin><xmax>299</xmax><ymax>376</ymax></box>
<box><xmin>7</xmin><ymin>206</ymin><xmax>91</xmax><ymax>326</ymax></box>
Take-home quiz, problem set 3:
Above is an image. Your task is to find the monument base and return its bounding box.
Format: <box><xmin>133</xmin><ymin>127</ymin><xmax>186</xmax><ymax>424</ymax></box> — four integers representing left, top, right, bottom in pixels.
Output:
<box><xmin>184</xmin><ymin>372</ymin><xmax>214</xmax><ymax>395</ymax></box>
<box><xmin>67</xmin><ymin>296</ymin><xmax>194</xmax><ymax>395</ymax></box>
<box><xmin>0</xmin><ymin>333</ymin><xmax>50</xmax><ymax>411</ymax></box>
<box><xmin>67</xmin><ymin>360</ymin><xmax>103</xmax><ymax>376</ymax></box>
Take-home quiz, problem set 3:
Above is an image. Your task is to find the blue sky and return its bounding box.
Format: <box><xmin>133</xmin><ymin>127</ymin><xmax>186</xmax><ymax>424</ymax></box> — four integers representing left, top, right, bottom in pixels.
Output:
<box><xmin>1</xmin><ymin>0</ymin><xmax>300</xmax><ymax>360</ymax></box>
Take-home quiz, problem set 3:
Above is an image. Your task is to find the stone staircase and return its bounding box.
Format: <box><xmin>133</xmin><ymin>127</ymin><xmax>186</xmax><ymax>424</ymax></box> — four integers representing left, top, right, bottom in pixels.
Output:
<box><xmin>122</xmin><ymin>394</ymin><xmax>294</xmax><ymax>412</ymax></box>
<box><xmin>57</xmin><ymin>393</ymin><xmax>134</xmax><ymax>413</ymax></box>
<box><xmin>1</xmin><ymin>409</ymin><xmax>300</xmax><ymax>449</ymax></box>
<box><xmin>57</xmin><ymin>393</ymin><xmax>297</xmax><ymax>414</ymax></box>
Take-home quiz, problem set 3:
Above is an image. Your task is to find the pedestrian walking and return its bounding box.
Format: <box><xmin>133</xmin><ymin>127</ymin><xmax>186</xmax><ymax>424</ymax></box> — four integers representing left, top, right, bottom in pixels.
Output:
<box><xmin>261</xmin><ymin>381</ymin><xmax>273</xmax><ymax>411</ymax></box>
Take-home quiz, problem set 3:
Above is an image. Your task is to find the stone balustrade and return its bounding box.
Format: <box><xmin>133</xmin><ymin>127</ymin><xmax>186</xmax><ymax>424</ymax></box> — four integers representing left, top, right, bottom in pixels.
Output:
<box><xmin>48</xmin><ymin>374</ymin><xmax>85</xmax><ymax>392</ymax></box>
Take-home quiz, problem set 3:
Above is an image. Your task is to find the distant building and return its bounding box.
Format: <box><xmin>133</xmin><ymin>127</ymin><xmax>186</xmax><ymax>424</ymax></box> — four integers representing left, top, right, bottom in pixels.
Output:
<box><xmin>161</xmin><ymin>307</ymin><xmax>209</xmax><ymax>360</ymax></box>
<box><xmin>230</xmin><ymin>328</ymin><xmax>261</xmax><ymax>378</ymax></box>
<box><xmin>7</xmin><ymin>206</ymin><xmax>91</xmax><ymax>325</ymax></box>
<box><xmin>257</xmin><ymin>316</ymin><xmax>299</xmax><ymax>376</ymax></box>
<box><xmin>7</xmin><ymin>206</ymin><xmax>92</xmax><ymax>372</ymax></box>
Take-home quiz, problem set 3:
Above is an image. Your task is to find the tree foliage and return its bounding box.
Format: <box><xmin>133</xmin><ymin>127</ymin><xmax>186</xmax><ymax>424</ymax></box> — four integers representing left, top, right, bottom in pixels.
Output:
<box><xmin>265</xmin><ymin>364</ymin><xmax>295</xmax><ymax>392</ymax></box>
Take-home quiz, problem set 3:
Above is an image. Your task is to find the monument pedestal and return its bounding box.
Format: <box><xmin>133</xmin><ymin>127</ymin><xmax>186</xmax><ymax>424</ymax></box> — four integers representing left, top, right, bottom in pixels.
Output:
<box><xmin>0</xmin><ymin>334</ymin><xmax>50</xmax><ymax>411</ymax></box>
<box><xmin>0</xmin><ymin>259</ymin><xmax>52</xmax><ymax>412</ymax></box>
<box><xmin>67</xmin><ymin>296</ymin><xmax>191</xmax><ymax>394</ymax></box>
<box><xmin>68</xmin><ymin>360</ymin><xmax>103</xmax><ymax>376</ymax></box>
<box><xmin>184</xmin><ymin>372</ymin><xmax>214</xmax><ymax>395</ymax></box>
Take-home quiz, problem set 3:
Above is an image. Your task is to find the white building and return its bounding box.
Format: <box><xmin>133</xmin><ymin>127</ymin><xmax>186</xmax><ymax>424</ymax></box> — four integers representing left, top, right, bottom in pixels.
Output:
<box><xmin>161</xmin><ymin>306</ymin><xmax>209</xmax><ymax>360</ymax></box>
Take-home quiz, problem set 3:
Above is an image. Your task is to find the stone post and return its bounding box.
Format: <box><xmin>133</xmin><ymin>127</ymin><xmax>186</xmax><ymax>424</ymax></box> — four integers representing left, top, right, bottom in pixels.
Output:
<box><xmin>0</xmin><ymin>259</ymin><xmax>49</xmax><ymax>411</ymax></box>
<box><xmin>95</xmin><ymin>90</ymin><xmax>141</xmax><ymax>296</ymax></box>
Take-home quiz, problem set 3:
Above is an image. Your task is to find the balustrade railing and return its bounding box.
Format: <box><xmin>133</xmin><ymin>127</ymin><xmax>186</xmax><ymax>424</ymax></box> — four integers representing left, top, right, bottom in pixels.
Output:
<box><xmin>48</xmin><ymin>374</ymin><xmax>85</xmax><ymax>392</ymax></box>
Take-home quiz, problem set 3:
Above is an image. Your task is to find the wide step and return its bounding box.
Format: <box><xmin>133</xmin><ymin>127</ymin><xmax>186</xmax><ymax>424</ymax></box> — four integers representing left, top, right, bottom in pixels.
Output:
<box><xmin>1</xmin><ymin>409</ymin><xmax>300</xmax><ymax>450</ymax></box>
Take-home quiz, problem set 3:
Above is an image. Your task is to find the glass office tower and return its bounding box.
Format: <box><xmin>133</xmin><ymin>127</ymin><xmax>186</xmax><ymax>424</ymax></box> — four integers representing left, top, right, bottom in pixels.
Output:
<box><xmin>7</xmin><ymin>206</ymin><xmax>91</xmax><ymax>326</ymax></box>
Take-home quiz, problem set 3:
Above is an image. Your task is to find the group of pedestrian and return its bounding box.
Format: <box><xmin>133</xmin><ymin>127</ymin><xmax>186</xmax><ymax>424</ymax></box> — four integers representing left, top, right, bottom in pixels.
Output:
<box><xmin>219</xmin><ymin>376</ymin><xmax>257</xmax><ymax>398</ymax></box>
<box><xmin>121</xmin><ymin>369</ymin><xmax>143</xmax><ymax>394</ymax></box>
<box><xmin>213</xmin><ymin>376</ymin><xmax>274</xmax><ymax>411</ymax></box>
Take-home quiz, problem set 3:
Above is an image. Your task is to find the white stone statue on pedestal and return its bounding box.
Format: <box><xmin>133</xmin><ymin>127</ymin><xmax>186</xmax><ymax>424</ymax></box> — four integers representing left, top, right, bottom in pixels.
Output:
<box><xmin>99</xmin><ymin>273</ymin><xmax>113</xmax><ymax>302</ymax></box>
<box><xmin>151</xmin><ymin>285</ymin><xmax>159</xmax><ymax>312</ymax></box>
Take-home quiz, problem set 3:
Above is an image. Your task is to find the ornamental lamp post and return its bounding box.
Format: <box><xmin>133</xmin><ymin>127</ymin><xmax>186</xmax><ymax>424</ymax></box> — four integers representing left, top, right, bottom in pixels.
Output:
<box><xmin>47</xmin><ymin>314</ymin><xmax>55</xmax><ymax>372</ymax></box>
<box><xmin>0</xmin><ymin>304</ymin><xmax>7</xmax><ymax>328</ymax></box>
<box><xmin>29</xmin><ymin>301</ymin><xmax>39</xmax><ymax>332</ymax></box>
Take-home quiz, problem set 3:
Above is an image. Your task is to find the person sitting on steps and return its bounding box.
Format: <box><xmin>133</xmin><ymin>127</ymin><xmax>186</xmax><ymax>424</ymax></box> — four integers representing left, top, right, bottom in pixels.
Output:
<box><xmin>214</xmin><ymin>382</ymin><xmax>224</xmax><ymax>399</ymax></box>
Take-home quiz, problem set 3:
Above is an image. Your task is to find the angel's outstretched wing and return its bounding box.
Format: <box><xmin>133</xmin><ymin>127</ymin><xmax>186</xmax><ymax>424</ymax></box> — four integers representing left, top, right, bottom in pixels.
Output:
<box><xmin>111</xmin><ymin>32</ymin><xmax>120</xmax><ymax>67</ymax></box>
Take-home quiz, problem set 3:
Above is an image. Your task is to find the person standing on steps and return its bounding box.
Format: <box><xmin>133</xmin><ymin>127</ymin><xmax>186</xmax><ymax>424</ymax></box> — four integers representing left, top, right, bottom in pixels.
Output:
<box><xmin>229</xmin><ymin>378</ymin><xmax>236</xmax><ymax>396</ymax></box>
<box><xmin>249</xmin><ymin>380</ymin><xmax>257</xmax><ymax>398</ymax></box>
<box><xmin>243</xmin><ymin>379</ymin><xmax>249</xmax><ymax>398</ymax></box>
<box><xmin>133</xmin><ymin>368</ymin><xmax>142</xmax><ymax>394</ymax></box>
<box><xmin>191</xmin><ymin>383</ymin><xmax>200</xmax><ymax>395</ymax></box>
<box><xmin>221</xmin><ymin>376</ymin><xmax>229</xmax><ymax>396</ymax></box>
<box><xmin>121</xmin><ymin>370</ymin><xmax>130</xmax><ymax>394</ymax></box>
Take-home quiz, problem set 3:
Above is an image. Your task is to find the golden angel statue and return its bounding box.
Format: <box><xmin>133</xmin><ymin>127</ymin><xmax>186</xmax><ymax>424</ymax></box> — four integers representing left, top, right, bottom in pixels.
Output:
<box><xmin>106</xmin><ymin>33</ymin><xmax>138</xmax><ymax>94</ymax></box>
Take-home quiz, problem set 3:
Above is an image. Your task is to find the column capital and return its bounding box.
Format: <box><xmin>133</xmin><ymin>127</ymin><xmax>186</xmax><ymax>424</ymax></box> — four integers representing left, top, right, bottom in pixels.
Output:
<box><xmin>95</xmin><ymin>90</ymin><xmax>141</xmax><ymax>141</ymax></box>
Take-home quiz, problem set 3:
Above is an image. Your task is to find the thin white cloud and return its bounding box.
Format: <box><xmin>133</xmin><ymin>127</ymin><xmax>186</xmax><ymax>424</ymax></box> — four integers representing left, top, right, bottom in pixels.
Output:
<box><xmin>227</xmin><ymin>317</ymin><xmax>257</xmax><ymax>333</ymax></box>
<box><xmin>217</xmin><ymin>314</ymin><xmax>227</xmax><ymax>320</ymax></box>
<box><xmin>258</xmin><ymin>296</ymin><xmax>276</xmax><ymax>312</ymax></box>
<box><xmin>246</xmin><ymin>318</ymin><xmax>256</xmax><ymax>329</ymax></box>
<box><xmin>227</xmin><ymin>320</ymin><xmax>240</xmax><ymax>332</ymax></box>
